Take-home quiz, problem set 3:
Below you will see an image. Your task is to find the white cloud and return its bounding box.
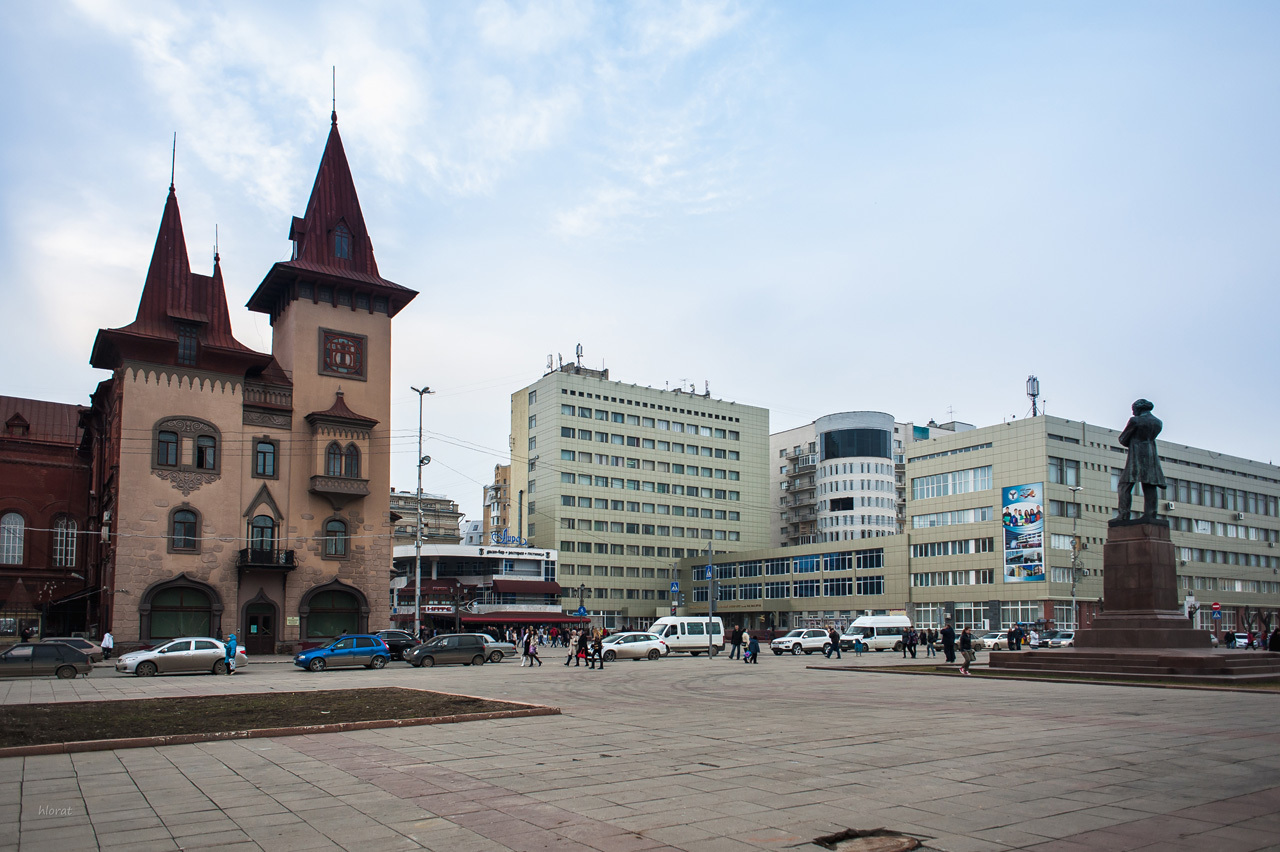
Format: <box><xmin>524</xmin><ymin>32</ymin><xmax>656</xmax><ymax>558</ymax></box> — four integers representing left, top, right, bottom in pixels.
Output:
<box><xmin>475</xmin><ymin>0</ymin><xmax>592</xmax><ymax>55</ymax></box>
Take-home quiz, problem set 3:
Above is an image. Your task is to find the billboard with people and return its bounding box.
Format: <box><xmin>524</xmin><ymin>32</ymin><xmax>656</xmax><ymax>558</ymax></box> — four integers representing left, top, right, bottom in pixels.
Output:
<box><xmin>1002</xmin><ymin>482</ymin><xmax>1045</xmax><ymax>582</ymax></box>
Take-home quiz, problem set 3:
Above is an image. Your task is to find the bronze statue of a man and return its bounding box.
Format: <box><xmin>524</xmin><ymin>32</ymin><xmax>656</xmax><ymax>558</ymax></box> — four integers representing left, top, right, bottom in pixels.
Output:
<box><xmin>1114</xmin><ymin>398</ymin><xmax>1167</xmax><ymax>523</ymax></box>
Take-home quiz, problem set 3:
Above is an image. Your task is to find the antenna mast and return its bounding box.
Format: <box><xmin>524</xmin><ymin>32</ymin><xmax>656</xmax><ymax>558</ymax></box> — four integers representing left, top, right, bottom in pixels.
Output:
<box><xmin>1026</xmin><ymin>375</ymin><xmax>1041</xmax><ymax>417</ymax></box>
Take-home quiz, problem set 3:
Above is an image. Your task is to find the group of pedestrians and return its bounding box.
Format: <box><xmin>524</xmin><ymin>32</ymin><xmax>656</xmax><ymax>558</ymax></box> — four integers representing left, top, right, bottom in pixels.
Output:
<box><xmin>727</xmin><ymin>625</ymin><xmax>760</xmax><ymax>663</ymax></box>
<box><xmin>561</xmin><ymin>628</ymin><xmax>609</xmax><ymax>669</ymax></box>
<box><xmin>898</xmin><ymin>627</ymin><xmax>940</xmax><ymax>659</ymax></box>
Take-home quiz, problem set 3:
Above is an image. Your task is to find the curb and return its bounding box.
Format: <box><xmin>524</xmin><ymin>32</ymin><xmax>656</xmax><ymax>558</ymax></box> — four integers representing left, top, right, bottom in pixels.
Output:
<box><xmin>804</xmin><ymin>664</ymin><xmax>1280</xmax><ymax>694</ymax></box>
<box><xmin>0</xmin><ymin>704</ymin><xmax>560</xmax><ymax>758</ymax></box>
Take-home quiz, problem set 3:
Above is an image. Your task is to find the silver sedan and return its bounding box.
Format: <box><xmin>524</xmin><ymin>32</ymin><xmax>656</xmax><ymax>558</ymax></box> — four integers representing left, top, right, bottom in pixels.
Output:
<box><xmin>600</xmin><ymin>632</ymin><xmax>669</xmax><ymax>662</ymax></box>
<box><xmin>115</xmin><ymin>638</ymin><xmax>247</xmax><ymax>676</ymax></box>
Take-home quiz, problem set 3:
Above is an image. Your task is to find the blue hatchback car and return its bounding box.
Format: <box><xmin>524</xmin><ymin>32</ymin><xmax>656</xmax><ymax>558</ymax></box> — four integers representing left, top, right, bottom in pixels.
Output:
<box><xmin>294</xmin><ymin>635</ymin><xmax>391</xmax><ymax>672</ymax></box>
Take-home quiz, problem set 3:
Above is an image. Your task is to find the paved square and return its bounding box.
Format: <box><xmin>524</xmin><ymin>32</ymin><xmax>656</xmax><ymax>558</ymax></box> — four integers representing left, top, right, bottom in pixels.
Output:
<box><xmin>2</xmin><ymin>651</ymin><xmax>1277</xmax><ymax>851</ymax></box>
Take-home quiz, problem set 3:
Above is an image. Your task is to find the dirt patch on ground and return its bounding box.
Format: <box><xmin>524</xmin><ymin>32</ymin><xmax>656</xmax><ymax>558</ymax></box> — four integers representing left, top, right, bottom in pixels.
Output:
<box><xmin>0</xmin><ymin>688</ymin><xmax>532</xmax><ymax>748</ymax></box>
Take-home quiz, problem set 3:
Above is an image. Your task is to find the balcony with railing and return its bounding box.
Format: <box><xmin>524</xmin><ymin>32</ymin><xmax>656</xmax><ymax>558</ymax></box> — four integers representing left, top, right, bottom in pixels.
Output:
<box><xmin>310</xmin><ymin>475</ymin><xmax>370</xmax><ymax>509</ymax></box>
<box><xmin>236</xmin><ymin>548</ymin><xmax>296</xmax><ymax>571</ymax></box>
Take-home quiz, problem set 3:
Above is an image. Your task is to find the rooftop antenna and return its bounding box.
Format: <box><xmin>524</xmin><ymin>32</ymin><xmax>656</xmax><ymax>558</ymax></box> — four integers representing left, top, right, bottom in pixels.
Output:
<box><xmin>557</xmin><ymin>353</ymin><xmax>563</xmax><ymax>369</ymax></box>
<box><xmin>1026</xmin><ymin>375</ymin><xmax>1040</xmax><ymax>417</ymax></box>
<box><xmin>575</xmin><ymin>343</ymin><xmax>583</xmax><ymax>368</ymax></box>
<box><xmin>704</xmin><ymin>380</ymin><xmax>710</xmax><ymax>397</ymax></box>
<box><xmin>169</xmin><ymin>132</ymin><xmax>176</xmax><ymax>190</ymax></box>
<box><xmin>331</xmin><ymin>66</ymin><xmax>337</xmax><ymax>123</ymax></box>
<box><xmin>546</xmin><ymin>354</ymin><xmax>553</xmax><ymax>372</ymax></box>
<box><xmin>214</xmin><ymin>224</ymin><xmax>219</xmax><ymax>262</ymax></box>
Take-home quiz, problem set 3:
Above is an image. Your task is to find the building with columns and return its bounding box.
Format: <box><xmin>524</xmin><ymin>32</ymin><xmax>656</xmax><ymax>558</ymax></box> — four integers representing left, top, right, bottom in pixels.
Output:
<box><xmin>85</xmin><ymin>111</ymin><xmax>416</xmax><ymax>653</ymax></box>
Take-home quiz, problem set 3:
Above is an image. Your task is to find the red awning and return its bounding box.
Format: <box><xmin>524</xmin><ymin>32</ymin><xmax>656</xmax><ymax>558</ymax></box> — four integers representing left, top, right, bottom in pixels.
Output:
<box><xmin>460</xmin><ymin>612</ymin><xmax>588</xmax><ymax>625</ymax></box>
<box><xmin>490</xmin><ymin>579</ymin><xmax>561</xmax><ymax>596</ymax></box>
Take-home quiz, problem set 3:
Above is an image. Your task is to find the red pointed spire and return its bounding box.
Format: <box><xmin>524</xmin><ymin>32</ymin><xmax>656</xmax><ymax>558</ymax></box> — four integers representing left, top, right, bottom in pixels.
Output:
<box><xmin>291</xmin><ymin>114</ymin><xmax>379</xmax><ymax>277</ymax></box>
<box><xmin>91</xmin><ymin>184</ymin><xmax>268</xmax><ymax>372</ymax></box>
<box><xmin>130</xmin><ymin>184</ymin><xmax>194</xmax><ymax>335</ymax></box>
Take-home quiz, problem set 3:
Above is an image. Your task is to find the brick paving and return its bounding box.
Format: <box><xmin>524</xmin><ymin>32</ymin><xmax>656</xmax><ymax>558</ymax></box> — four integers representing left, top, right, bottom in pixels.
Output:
<box><xmin>1</xmin><ymin>649</ymin><xmax>1277</xmax><ymax>850</ymax></box>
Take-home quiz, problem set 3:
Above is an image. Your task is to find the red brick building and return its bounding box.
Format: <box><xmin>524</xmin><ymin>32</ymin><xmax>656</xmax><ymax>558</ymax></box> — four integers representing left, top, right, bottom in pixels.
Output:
<box><xmin>0</xmin><ymin>397</ymin><xmax>94</xmax><ymax>639</ymax></box>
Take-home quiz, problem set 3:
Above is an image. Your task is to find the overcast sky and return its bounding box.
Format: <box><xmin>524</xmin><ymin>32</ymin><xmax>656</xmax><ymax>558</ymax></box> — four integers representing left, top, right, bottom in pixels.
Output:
<box><xmin>3</xmin><ymin>1</ymin><xmax>1278</xmax><ymax>523</ymax></box>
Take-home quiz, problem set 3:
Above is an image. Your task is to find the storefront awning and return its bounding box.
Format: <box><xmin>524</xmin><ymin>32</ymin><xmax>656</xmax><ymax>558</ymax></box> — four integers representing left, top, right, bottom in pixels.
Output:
<box><xmin>489</xmin><ymin>579</ymin><xmax>561</xmax><ymax>596</ymax></box>
<box><xmin>460</xmin><ymin>612</ymin><xmax>589</xmax><ymax>625</ymax></box>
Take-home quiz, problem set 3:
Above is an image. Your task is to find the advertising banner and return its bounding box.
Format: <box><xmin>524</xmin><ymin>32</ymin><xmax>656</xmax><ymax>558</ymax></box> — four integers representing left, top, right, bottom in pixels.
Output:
<box><xmin>1002</xmin><ymin>482</ymin><xmax>1045</xmax><ymax>582</ymax></box>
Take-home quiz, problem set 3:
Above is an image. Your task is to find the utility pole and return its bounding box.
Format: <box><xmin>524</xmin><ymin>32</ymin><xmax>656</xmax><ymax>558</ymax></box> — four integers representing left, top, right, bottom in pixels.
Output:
<box><xmin>706</xmin><ymin>541</ymin><xmax>715</xmax><ymax>659</ymax></box>
<box><xmin>1068</xmin><ymin>484</ymin><xmax>1083</xmax><ymax>629</ymax></box>
<box><xmin>411</xmin><ymin>386</ymin><xmax>433</xmax><ymax>638</ymax></box>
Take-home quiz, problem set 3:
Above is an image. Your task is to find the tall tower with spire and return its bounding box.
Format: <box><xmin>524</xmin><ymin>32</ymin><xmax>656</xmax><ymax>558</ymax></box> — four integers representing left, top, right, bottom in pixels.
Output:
<box><xmin>247</xmin><ymin>109</ymin><xmax>417</xmax><ymax>643</ymax></box>
<box><xmin>86</xmin><ymin>113</ymin><xmax>416</xmax><ymax>651</ymax></box>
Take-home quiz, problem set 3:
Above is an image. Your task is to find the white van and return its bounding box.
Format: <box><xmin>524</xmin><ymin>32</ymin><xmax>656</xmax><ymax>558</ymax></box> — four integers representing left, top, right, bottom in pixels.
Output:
<box><xmin>648</xmin><ymin>616</ymin><xmax>725</xmax><ymax>656</ymax></box>
<box><xmin>839</xmin><ymin>615</ymin><xmax>912</xmax><ymax>652</ymax></box>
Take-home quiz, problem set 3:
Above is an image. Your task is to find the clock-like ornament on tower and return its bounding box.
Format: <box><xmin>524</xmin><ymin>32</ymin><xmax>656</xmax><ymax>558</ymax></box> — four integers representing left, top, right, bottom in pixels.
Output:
<box><xmin>319</xmin><ymin>329</ymin><xmax>366</xmax><ymax>379</ymax></box>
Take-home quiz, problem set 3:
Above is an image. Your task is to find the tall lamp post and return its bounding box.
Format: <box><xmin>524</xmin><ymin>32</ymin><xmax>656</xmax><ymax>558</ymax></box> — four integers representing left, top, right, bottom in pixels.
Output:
<box><xmin>411</xmin><ymin>386</ymin><xmax>433</xmax><ymax>639</ymax></box>
<box><xmin>705</xmin><ymin>541</ymin><xmax>716</xmax><ymax>659</ymax></box>
<box><xmin>1068</xmin><ymin>484</ymin><xmax>1083</xmax><ymax>629</ymax></box>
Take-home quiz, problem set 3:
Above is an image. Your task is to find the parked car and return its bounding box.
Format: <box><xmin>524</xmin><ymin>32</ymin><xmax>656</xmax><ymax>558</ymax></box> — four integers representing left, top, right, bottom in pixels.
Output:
<box><xmin>600</xmin><ymin>631</ymin><xmax>668</xmax><ymax>661</ymax></box>
<box><xmin>40</xmin><ymin>636</ymin><xmax>104</xmax><ymax>663</ymax></box>
<box><xmin>475</xmin><ymin>634</ymin><xmax>518</xmax><ymax>663</ymax></box>
<box><xmin>647</xmin><ymin>616</ymin><xmax>725</xmax><ymax>655</ymax></box>
<box><xmin>116</xmin><ymin>638</ymin><xmax>246</xmax><ymax>676</ymax></box>
<box><xmin>976</xmin><ymin>632</ymin><xmax>1007</xmax><ymax>650</ymax></box>
<box><xmin>0</xmin><ymin>641</ymin><xmax>92</xmax><ymax>679</ymax></box>
<box><xmin>375</xmin><ymin>629</ymin><xmax>419</xmax><ymax>661</ymax></box>
<box><xmin>293</xmin><ymin>635</ymin><xmax>390</xmax><ymax>672</ymax></box>
<box><xmin>771</xmin><ymin>628</ymin><xmax>831</xmax><ymax>656</ymax></box>
<box><xmin>1045</xmin><ymin>630</ymin><xmax>1076</xmax><ymax>648</ymax></box>
<box><xmin>404</xmin><ymin>634</ymin><xmax>488</xmax><ymax>668</ymax></box>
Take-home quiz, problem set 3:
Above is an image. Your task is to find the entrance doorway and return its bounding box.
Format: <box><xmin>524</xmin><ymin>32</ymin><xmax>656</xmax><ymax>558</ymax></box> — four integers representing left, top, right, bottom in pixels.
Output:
<box><xmin>245</xmin><ymin>602</ymin><xmax>276</xmax><ymax>655</ymax></box>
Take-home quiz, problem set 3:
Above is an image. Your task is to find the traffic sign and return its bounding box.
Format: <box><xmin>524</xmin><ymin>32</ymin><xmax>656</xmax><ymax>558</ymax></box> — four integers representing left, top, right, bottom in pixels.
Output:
<box><xmin>670</xmin><ymin>581</ymin><xmax>679</xmax><ymax>593</ymax></box>
<box><xmin>1211</xmin><ymin>602</ymin><xmax>1221</xmax><ymax>611</ymax></box>
<box><xmin>576</xmin><ymin>605</ymin><xmax>587</xmax><ymax>617</ymax></box>
<box><xmin>1212</xmin><ymin>611</ymin><xmax>1222</xmax><ymax>620</ymax></box>
<box><xmin>705</xmin><ymin>567</ymin><xmax>713</xmax><ymax>581</ymax></box>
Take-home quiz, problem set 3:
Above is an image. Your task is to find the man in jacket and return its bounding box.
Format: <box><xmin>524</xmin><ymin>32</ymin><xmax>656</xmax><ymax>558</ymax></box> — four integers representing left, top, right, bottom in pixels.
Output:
<box><xmin>940</xmin><ymin>621</ymin><xmax>956</xmax><ymax>663</ymax></box>
<box><xmin>729</xmin><ymin>625</ymin><xmax>743</xmax><ymax>660</ymax></box>
<box><xmin>825</xmin><ymin>625</ymin><xmax>842</xmax><ymax>659</ymax></box>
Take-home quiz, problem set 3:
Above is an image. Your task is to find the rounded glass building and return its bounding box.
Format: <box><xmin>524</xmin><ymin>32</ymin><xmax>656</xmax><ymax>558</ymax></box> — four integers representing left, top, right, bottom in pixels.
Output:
<box><xmin>815</xmin><ymin>412</ymin><xmax>895</xmax><ymax>542</ymax></box>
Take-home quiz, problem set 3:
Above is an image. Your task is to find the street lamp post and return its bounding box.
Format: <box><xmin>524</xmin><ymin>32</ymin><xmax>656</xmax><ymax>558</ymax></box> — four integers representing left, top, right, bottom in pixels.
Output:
<box><xmin>1068</xmin><ymin>484</ymin><xmax>1083</xmax><ymax>629</ymax></box>
<box><xmin>705</xmin><ymin>541</ymin><xmax>715</xmax><ymax>659</ymax></box>
<box><xmin>411</xmin><ymin>386</ymin><xmax>433</xmax><ymax>638</ymax></box>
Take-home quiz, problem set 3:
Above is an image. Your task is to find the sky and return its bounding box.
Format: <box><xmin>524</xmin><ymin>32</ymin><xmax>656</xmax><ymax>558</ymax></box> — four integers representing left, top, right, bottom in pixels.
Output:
<box><xmin>3</xmin><ymin>1</ymin><xmax>1278</xmax><ymax>524</ymax></box>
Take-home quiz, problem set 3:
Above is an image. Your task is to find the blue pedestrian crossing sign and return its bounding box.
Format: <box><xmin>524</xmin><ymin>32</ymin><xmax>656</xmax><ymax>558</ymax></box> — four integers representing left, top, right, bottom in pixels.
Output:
<box><xmin>577</xmin><ymin>605</ymin><xmax>587</xmax><ymax>617</ymax></box>
<box><xmin>1212</xmin><ymin>610</ymin><xmax>1222</xmax><ymax>620</ymax></box>
<box><xmin>705</xmin><ymin>567</ymin><xmax>713</xmax><ymax>581</ymax></box>
<box><xmin>670</xmin><ymin>581</ymin><xmax>679</xmax><ymax>593</ymax></box>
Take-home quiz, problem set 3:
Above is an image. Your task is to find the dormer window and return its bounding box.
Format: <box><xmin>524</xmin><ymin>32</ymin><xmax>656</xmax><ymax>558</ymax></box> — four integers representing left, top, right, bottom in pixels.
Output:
<box><xmin>176</xmin><ymin>324</ymin><xmax>198</xmax><ymax>366</ymax></box>
<box><xmin>334</xmin><ymin>223</ymin><xmax>351</xmax><ymax>259</ymax></box>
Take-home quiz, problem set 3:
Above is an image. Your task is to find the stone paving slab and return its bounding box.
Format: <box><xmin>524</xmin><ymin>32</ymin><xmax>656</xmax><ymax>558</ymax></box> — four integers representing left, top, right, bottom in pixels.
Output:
<box><xmin>2</xmin><ymin>651</ymin><xmax>1278</xmax><ymax>850</ymax></box>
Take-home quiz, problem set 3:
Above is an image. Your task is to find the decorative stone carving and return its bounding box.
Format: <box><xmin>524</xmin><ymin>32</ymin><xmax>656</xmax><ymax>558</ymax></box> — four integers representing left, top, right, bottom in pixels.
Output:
<box><xmin>243</xmin><ymin>409</ymin><xmax>292</xmax><ymax>429</ymax></box>
<box><xmin>154</xmin><ymin>468</ymin><xmax>219</xmax><ymax>497</ymax></box>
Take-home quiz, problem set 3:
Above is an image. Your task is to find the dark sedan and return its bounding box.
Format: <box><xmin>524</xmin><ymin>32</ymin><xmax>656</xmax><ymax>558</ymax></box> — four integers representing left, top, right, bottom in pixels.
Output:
<box><xmin>375</xmin><ymin>629</ymin><xmax>419</xmax><ymax>661</ymax></box>
<box><xmin>0</xmin><ymin>642</ymin><xmax>92</xmax><ymax>679</ymax></box>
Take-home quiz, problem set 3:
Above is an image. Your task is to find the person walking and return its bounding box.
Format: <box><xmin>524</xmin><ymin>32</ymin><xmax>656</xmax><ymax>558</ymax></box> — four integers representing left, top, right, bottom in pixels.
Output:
<box><xmin>729</xmin><ymin>625</ymin><xmax>743</xmax><ymax>660</ymax></box>
<box><xmin>1006</xmin><ymin>625</ymin><xmax>1017</xmax><ymax>651</ymax></box>
<box><xmin>590</xmin><ymin>633</ymin><xmax>605</xmax><ymax>670</ymax></box>
<box><xmin>101</xmin><ymin>631</ymin><xmax>114</xmax><ymax>661</ymax></box>
<box><xmin>940</xmin><ymin>621</ymin><xmax>956</xmax><ymax>664</ymax></box>
<box><xmin>224</xmin><ymin>633</ymin><xmax>238</xmax><ymax>675</ymax></box>
<box><xmin>923</xmin><ymin>627</ymin><xmax>936</xmax><ymax>658</ymax></box>
<box><xmin>906</xmin><ymin>628</ymin><xmax>918</xmax><ymax>659</ymax></box>
<box><xmin>1269</xmin><ymin>626</ymin><xmax>1280</xmax><ymax>652</ymax></box>
<box><xmin>575</xmin><ymin>629</ymin><xmax>589</xmax><ymax>666</ymax></box>
<box><xmin>564</xmin><ymin>630</ymin><xmax>577</xmax><ymax>666</ymax></box>
<box><xmin>525</xmin><ymin>631</ymin><xmax>542</xmax><ymax>667</ymax></box>
<box><xmin>745</xmin><ymin>633</ymin><xmax>760</xmax><ymax>664</ymax></box>
<box><xmin>959</xmin><ymin>628</ymin><xmax>975</xmax><ymax>675</ymax></box>
<box><xmin>825</xmin><ymin>625</ymin><xmax>842</xmax><ymax>659</ymax></box>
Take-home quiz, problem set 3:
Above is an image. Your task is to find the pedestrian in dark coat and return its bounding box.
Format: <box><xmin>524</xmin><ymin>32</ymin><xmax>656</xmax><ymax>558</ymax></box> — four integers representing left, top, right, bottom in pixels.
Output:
<box><xmin>959</xmin><ymin>628</ymin><xmax>975</xmax><ymax>675</ymax></box>
<box><xmin>745</xmin><ymin>634</ymin><xmax>760</xmax><ymax>664</ymax></box>
<box><xmin>940</xmin><ymin>622</ymin><xmax>956</xmax><ymax>663</ymax></box>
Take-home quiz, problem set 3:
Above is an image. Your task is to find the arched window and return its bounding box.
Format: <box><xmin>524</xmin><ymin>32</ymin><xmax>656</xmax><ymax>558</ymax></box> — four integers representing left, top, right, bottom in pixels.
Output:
<box><xmin>249</xmin><ymin>515</ymin><xmax>276</xmax><ymax>552</ymax></box>
<box><xmin>306</xmin><ymin>589</ymin><xmax>359</xmax><ymax>637</ymax></box>
<box><xmin>324</xmin><ymin>519</ymin><xmax>348</xmax><ymax>557</ymax></box>
<box><xmin>254</xmin><ymin>440</ymin><xmax>276</xmax><ymax>478</ymax></box>
<box><xmin>53</xmin><ymin>517</ymin><xmax>77</xmax><ymax>568</ymax></box>
<box><xmin>343</xmin><ymin>443</ymin><xmax>361</xmax><ymax>478</ymax></box>
<box><xmin>325</xmin><ymin>442</ymin><xmax>343</xmax><ymax>477</ymax></box>
<box><xmin>157</xmin><ymin>431</ymin><xmax>179</xmax><ymax>467</ymax></box>
<box><xmin>172</xmin><ymin>510</ymin><xmax>198</xmax><ymax>551</ymax></box>
<box><xmin>195</xmin><ymin>435</ymin><xmax>217</xmax><ymax>470</ymax></box>
<box><xmin>0</xmin><ymin>513</ymin><xmax>24</xmax><ymax>565</ymax></box>
<box><xmin>149</xmin><ymin>586</ymin><xmax>212</xmax><ymax>639</ymax></box>
<box><xmin>334</xmin><ymin>222</ymin><xmax>351</xmax><ymax>259</ymax></box>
